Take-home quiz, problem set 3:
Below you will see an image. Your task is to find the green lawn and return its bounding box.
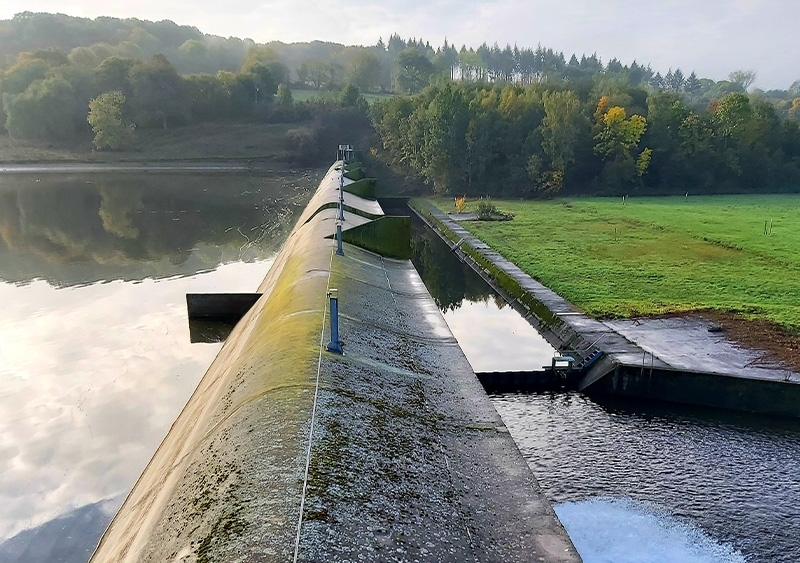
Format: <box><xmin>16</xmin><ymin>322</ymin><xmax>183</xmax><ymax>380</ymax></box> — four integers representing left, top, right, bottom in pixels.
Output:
<box><xmin>432</xmin><ymin>195</ymin><xmax>800</xmax><ymax>331</ymax></box>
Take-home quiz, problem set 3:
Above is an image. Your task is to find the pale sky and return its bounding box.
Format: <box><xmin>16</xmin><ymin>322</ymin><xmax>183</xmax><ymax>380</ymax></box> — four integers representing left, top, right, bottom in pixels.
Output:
<box><xmin>1</xmin><ymin>0</ymin><xmax>797</xmax><ymax>90</ymax></box>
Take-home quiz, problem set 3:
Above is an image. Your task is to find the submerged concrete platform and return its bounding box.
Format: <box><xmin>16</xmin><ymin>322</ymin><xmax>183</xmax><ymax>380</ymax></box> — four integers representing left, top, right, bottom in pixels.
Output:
<box><xmin>606</xmin><ymin>317</ymin><xmax>798</xmax><ymax>383</ymax></box>
<box><xmin>412</xmin><ymin>201</ymin><xmax>800</xmax><ymax>417</ymax></box>
<box><xmin>90</xmin><ymin>162</ymin><xmax>580</xmax><ymax>562</ymax></box>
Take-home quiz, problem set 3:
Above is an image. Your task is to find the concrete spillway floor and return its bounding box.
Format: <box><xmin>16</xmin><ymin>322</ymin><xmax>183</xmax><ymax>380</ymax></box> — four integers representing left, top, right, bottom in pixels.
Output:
<box><xmin>605</xmin><ymin>317</ymin><xmax>798</xmax><ymax>383</ymax></box>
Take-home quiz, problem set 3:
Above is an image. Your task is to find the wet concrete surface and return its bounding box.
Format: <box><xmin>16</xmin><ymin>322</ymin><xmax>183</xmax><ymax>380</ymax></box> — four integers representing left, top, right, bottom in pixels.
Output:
<box><xmin>90</xmin><ymin>162</ymin><xmax>580</xmax><ymax>562</ymax></box>
<box><xmin>606</xmin><ymin>317</ymin><xmax>798</xmax><ymax>382</ymax></box>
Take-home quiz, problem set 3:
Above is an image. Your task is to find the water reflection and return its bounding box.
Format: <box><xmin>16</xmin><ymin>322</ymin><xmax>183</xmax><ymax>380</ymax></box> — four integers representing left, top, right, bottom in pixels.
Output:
<box><xmin>410</xmin><ymin>214</ymin><xmax>556</xmax><ymax>371</ymax></box>
<box><xmin>0</xmin><ymin>170</ymin><xmax>319</xmax><ymax>560</ymax></box>
<box><xmin>0</xmin><ymin>171</ymin><xmax>314</xmax><ymax>287</ymax></box>
<box><xmin>410</xmin><ymin>215</ymin><xmax>495</xmax><ymax>312</ymax></box>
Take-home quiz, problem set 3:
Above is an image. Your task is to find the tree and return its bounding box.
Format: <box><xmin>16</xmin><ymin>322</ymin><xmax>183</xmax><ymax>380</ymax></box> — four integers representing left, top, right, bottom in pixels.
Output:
<box><xmin>184</xmin><ymin>73</ymin><xmax>228</xmax><ymax>121</ymax></box>
<box><xmin>685</xmin><ymin>71</ymin><xmax>701</xmax><ymax>96</ymax></box>
<box><xmin>92</xmin><ymin>57</ymin><xmax>137</xmax><ymax>97</ymax></box>
<box><xmin>789</xmin><ymin>98</ymin><xmax>800</xmax><ymax>122</ymax></box>
<box><xmin>394</xmin><ymin>48</ymin><xmax>434</xmax><ymax>94</ymax></box>
<box><xmin>340</xmin><ymin>83</ymin><xmax>365</xmax><ymax>109</ymax></box>
<box><xmin>88</xmin><ymin>91</ymin><xmax>135</xmax><ymax>150</ymax></box>
<box><xmin>538</xmin><ymin>90</ymin><xmax>586</xmax><ymax>191</ymax></box>
<box><xmin>4</xmin><ymin>76</ymin><xmax>76</xmax><ymax>141</ymax></box>
<box><xmin>0</xmin><ymin>58</ymin><xmax>49</xmax><ymax>96</ymax></box>
<box><xmin>420</xmin><ymin>84</ymin><xmax>469</xmax><ymax>192</ymax></box>
<box><xmin>297</xmin><ymin>60</ymin><xmax>340</xmax><ymax>89</ymax></box>
<box><xmin>594</xmin><ymin>102</ymin><xmax>652</xmax><ymax>185</ymax></box>
<box><xmin>245</xmin><ymin>62</ymin><xmax>277</xmax><ymax>101</ymax></box>
<box><xmin>128</xmin><ymin>54</ymin><xmax>187</xmax><ymax>128</ymax></box>
<box><xmin>277</xmin><ymin>83</ymin><xmax>293</xmax><ymax>109</ymax></box>
<box><xmin>728</xmin><ymin>70</ymin><xmax>757</xmax><ymax>91</ymax></box>
<box><xmin>178</xmin><ymin>39</ymin><xmax>208</xmax><ymax>74</ymax></box>
<box><xmin>241</xmin><ymin>46</ymin><xmax>289</xmax><ymax>86</ymax></box>
<box><xmin>711</xmin><ymin>92</ymin><xmax>752</xmax><ymax>138</ymax></box>
<box><xmin>348</xmin><ymin>51</ymin><xmax>382</xmax><ymax>92</ymax></box>
<box><xmin>215</xmin><ymin>70</ymin><xmax>258</xmax><ymax>117</ymax></box>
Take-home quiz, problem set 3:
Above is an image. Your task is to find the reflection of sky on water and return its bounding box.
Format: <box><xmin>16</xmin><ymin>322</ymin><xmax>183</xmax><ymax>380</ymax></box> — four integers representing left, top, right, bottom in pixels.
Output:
<box><xmin>441</xmin><ymin>299</ymin><xmax>555</xmax><ymax>373</ymax></box>
<box><xmin>0</xmin><ymin>170</ymin><xmax>321</xmax><ymax>552</ymax></box>
<box><xmin>0</xmin><ymin>259</ymin><xmax>272</xmax><ymax>541</ymax></box>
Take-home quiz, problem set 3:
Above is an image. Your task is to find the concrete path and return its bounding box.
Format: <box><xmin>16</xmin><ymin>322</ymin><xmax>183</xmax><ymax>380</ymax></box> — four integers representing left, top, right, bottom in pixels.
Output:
<box><xmin>607</xmin><ymin>317</ymin><xmax>798</xmax><ymax>382</ymax></box>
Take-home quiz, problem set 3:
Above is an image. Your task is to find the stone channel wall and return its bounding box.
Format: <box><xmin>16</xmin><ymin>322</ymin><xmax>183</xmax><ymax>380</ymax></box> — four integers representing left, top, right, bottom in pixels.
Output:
<box><xmin>90</xmin><ymin>161</ymin><xmax>581</xmax><ymax>562</ymax></box>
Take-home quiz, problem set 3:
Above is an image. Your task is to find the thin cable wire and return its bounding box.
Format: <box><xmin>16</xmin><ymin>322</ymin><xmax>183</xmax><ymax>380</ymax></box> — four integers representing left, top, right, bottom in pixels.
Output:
<box><xmin>292</xmin><ymin>246</ymin><xmax>335</xmax><ymax>563</ymax></box>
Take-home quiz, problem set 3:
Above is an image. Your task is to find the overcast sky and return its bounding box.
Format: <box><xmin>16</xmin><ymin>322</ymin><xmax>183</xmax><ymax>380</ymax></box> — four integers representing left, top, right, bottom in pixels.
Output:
<box><xmin>1</xmin><ymin>1</ymin><xmax>797</xmax><ymax>90</ymax></box>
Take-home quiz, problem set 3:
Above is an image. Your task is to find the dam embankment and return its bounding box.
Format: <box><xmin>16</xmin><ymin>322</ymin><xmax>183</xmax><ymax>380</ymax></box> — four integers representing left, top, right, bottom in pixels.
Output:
<box><xmin>90</xmin><ymin>159</ymin><xmax>580</xmax><ymax>562</ymax></box>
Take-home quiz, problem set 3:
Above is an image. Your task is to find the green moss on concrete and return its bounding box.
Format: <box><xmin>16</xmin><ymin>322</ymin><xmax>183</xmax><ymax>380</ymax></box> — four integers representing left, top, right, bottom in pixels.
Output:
<box><xmin>343</xmin><ymin>178</ymin><xmax>377</xmax><ymax>200</ymax></box>
<box><xmin>334</xmin><ymin>216</ymin><xmax>411</xmax><ymax>259</ymax></box>
<box><xmin>409</xmin><ymin>199</ymin><xmax>561</xmax><ymax>327</ymax></box>
<box><xmin>344</xmin><ymin>168</ymin><xmax>365</xmax><ymax>181</ymax></box>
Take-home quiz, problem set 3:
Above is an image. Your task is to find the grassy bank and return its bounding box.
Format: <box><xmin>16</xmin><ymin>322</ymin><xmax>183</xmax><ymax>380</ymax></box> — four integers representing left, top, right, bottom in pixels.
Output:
<box><xmin>432</xmin><ymin>195</ymin><xmax>800</xmax><ymax>331</ymax></box>
<box><xmin>0</xmin><ymin>122</ymin><xmax>301</xmax><ymax>163</ymax></box>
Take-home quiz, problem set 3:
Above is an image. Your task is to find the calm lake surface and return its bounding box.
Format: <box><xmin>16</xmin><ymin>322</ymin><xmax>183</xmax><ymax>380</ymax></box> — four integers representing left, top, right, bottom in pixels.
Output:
<box><xmin>0</xmin><ymin>169</ymin><xmax>320</xmax><ymax>562</ymax></box>
<box><xmin>410</xmin><ymin>215</ymin><xmax>800</xmax><ymax>563</ymax></box>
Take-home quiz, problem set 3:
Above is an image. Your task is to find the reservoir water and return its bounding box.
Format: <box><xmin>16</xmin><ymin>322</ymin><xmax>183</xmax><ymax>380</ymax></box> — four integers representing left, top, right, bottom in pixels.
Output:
<box><xmin>0</xmin><ymin>169</ymin><xmax>320</xmax><ymax>562</ymax></box>
<box><xmin>410</xmin><ymin>213</ymin><xmax>800</xmax><ymax>563</ymax></box>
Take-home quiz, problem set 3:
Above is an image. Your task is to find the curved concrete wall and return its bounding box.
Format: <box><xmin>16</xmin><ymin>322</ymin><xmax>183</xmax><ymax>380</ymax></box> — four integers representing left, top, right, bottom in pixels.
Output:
<box><xmin>91</xmin><ymin>161</ymin><xmax>580</xmax><ymax>563</ymax></box>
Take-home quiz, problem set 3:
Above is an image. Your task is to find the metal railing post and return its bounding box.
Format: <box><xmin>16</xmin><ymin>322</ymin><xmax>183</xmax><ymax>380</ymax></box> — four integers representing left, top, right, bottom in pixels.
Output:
<box><xmin>326</xmin><ymin>289</ymin><xmax>343</xmax><ymax>354</ymax></box>
<box><xmin>336</xmin><ymin>219</ymin><xmax>344</xmax><ymax>256</ymax></box>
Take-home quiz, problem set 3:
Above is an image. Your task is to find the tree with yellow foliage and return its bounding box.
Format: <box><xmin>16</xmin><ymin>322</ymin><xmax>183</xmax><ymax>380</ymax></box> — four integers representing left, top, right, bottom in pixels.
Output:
<box><xmin>88</xmin><ymin>91</ymin><xmax>136</xmax><ymax>150</ymax></box>
<box><xmin>594</xmin><ymin>99</ymin><xmax>652</xmax><ymax>184</ymax></box>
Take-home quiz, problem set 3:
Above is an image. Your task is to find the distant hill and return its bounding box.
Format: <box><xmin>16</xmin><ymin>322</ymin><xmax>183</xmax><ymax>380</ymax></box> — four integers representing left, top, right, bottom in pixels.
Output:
<box><xmin>0</xmin><ymin>498</ymin><xmax>119</xmax><ymax>563</ymax></box>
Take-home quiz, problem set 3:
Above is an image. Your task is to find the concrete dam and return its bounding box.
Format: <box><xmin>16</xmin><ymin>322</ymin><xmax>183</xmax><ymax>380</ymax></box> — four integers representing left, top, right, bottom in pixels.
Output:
<box><xmin>90</xmin><ymin>150</ymin><xmax>581</xmax><ymax>562</ymax></box>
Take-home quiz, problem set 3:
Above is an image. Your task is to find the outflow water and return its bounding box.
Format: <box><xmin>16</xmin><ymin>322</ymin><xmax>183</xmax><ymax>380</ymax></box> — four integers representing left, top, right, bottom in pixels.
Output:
<box><xmin>493</xmin><ymin>393</ymin><xmax>800</xmax><ymax>563</ymax></box>
<box><xmin>408</xmin><ymin>213</ymin><xmax>800</xmax><ymax>563</ymax></box>
<box><xmin>555</xmin><ymin>498</ymin><xmax>747</xmax><ymax>563</ymax></box>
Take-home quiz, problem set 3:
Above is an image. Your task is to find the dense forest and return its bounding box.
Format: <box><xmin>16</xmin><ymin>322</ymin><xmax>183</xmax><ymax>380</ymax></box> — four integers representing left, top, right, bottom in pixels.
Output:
<box><xmin>1</xmin><ymin>12</ymin><xmax>799</xmax><ymax>195</ymax></box>
<box><xmin>373</xmin><ymin>83</ymin><xmax>800</xmax><ymax>196</ymax></box>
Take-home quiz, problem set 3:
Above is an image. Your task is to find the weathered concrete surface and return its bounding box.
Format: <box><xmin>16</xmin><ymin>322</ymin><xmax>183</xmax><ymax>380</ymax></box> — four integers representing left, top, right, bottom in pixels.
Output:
<box><xmin>90</xmin><ymin>162</ymin><xmax>580</xmax><ymax>562</ymax></box>
<box><xmin>413</xmin><ymin>200</ymin><xmax>800</xmax><ymax>417</ymax></box>
<box><xmin>606</xmin><ymin>317</ymin><xmax>798</xmax><ymax>382</ymax></box>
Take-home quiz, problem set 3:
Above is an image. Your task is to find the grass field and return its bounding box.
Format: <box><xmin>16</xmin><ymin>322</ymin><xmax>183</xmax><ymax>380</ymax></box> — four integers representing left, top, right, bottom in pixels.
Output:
<box><xmin>291</xmin><ymin>89</ymin><xmax>393</xmax><ymax>105</ymax></box>
<box><xmin>432</xmin><ymin>195</ymin><xmax>800</xmax><ymax>332</ymax></box>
